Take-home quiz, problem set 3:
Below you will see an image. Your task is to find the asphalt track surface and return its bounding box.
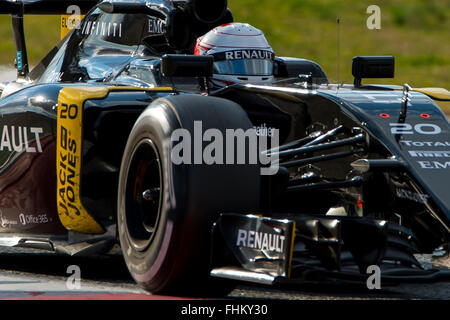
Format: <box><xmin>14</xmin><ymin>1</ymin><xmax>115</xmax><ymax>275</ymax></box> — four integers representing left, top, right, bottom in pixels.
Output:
<box><xmin>0</xmin><ymin>247</ymin><xmax>448</xmax><ymax>300</ymax></box>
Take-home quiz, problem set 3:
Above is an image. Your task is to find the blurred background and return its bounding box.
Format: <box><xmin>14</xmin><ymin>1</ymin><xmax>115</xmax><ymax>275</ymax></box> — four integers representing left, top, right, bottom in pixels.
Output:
<box><xmin>0</xmin><ymin>0</ymin><xmax>448</xmax><ymax>111</ymax></box>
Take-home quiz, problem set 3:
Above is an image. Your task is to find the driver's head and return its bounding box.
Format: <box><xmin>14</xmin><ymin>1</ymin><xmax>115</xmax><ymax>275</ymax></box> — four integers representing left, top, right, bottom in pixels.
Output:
<box><xmin>194</xmin><ymin>23</ymin><xmax>274</xmax><ymax>89</ymax></box>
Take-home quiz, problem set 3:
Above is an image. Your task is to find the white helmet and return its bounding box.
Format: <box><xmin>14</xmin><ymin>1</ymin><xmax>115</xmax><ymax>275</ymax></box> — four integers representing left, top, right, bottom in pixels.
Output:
<box><xmin>194</xmin><ymin>23</ymin><xmax>275</xmax><ymax>89</ymax></box>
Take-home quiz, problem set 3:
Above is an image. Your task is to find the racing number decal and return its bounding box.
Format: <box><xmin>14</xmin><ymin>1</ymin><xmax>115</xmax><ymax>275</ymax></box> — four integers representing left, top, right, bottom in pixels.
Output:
<box><xmin>57</xmin><ymin>87</ymin><xmax>109</xmax><ymax>234</ymax></box>
<box><xmin>390</xmin><ymin>123</ymin><xmax>442</xmax><ymax>135</ymax></box>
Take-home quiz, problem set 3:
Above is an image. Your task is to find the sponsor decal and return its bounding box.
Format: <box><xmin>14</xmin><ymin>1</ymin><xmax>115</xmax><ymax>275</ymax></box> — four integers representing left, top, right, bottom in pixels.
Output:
<box><xmin>396</xmin><ymin>188</ymin><xmax>429</xmax><ymax>204</ymax></box>
<box><xmin>61</xmin><ymin>5</ymin><xmax>84</xmax><ymax>39</ymax></box>
<box><xmin>18</xmin><ymin>213</ymin><xmax>49</xmax><ymax>225</ymax></box>
<box><xmin>408</xmin><ymin>150</ymin><xmax>450</xmax><ymax>158</ymax></box>
<box><xmin>148</xmin><ymin>17</ymin><xmax>165</xmax><ymax>34</ymax></box>
<box><xmin>401</xmin><ymin>140</ymin><xmax>450</xmax><ymax>147</ymax></box>
<box><xmin>236</xmin><ymin>229</ymin><xmax>286</xmax><ymax>253</ymax></box>
<box><xmin>0</xmin><ymin>210</ymin><xmax>49</xmax><ymax>228</ymax></box>
<box><xmin>390</xmin><ymin>123</ymin><xmax>442</xmax><ymax>135</ymax></box>
<box><xmin>417</xmin><ymin>161</ymin><xmax>450</xmax><ymax>169</ymax></box>
<box><xmin>57</xmin><ymin>103</ymin><xmax>82</xmax><ymax>219</ymax></box>
<box><xmin>16</xmin><ymin>51</ymin><xmax>23</xmax><ymax>71</ymax></box>
<box><xmin>0</xmin><ymin>211</ymin><xmax>18</xmax><ymax>228</ymax></box>
<box><xmin>214</xmin><ymin>50</ymin><xmax>274</xmax><ymax>61</ymax></box>
<box><xmin>57</xmin><ymin>87</ymin><xmax>107</xmax><ymax>234</ymax></box>
<box><xmin>362</xmin><ymin>94</ymin><xmax>402</xmax><ymax>103</ymax></box>
<box><xmin>220</xmin><ymin>213</ymin><xmax>295</xmax><ymax>277</ymax></box>
<box><xmin>55</xmin><ymin>86</ymin><xmax>173</xmax><ymax>233</ymax></box>
<box><xmin>0</xmin><ymin>125</ymin><xmax>43</xmax><ymax>153</ymax></box>
<box><xmin>81</xmin><ymin>20</ymin><xmax>122</xmax><ymax>38</ymax></box>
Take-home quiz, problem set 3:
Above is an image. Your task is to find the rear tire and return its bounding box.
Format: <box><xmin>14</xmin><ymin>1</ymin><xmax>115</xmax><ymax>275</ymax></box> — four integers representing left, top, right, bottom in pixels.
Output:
<box><xmin>117</xmin><ymin>95</ymin><xmax>260</xmax><ymax>295</ymax></box>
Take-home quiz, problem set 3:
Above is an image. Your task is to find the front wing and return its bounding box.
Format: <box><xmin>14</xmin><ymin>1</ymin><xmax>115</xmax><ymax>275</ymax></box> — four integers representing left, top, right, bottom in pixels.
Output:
<box><xmin>210</xmin><ymin>213</ymin><xmax>450</xmax><ymax>286</ymax></box>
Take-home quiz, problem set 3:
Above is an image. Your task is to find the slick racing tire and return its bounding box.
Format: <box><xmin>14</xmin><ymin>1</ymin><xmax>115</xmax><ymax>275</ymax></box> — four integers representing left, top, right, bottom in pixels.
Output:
<box><xmin>117</xmin><ymin>95</ymin><xmax>260</xmax><ymax>295</ymax></box>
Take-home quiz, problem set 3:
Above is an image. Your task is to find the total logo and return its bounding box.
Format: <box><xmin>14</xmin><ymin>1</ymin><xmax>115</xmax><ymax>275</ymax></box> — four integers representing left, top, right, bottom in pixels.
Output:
<box><xmin>401</xmin><ymin>141</ymin><xmax>450</xmax><ymax>147</ymax></box>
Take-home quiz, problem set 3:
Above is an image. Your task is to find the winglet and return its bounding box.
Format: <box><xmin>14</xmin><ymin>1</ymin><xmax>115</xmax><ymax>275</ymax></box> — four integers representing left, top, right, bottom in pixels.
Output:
<box><xmin>413</xmin><ymin>87</ymin><xmax>450</xmax><ymax>101</ymax></box>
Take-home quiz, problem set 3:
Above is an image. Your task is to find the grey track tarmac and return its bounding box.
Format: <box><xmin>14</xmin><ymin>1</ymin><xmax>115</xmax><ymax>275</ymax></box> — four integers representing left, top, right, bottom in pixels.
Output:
<box><xmin>0</xmin><ymin>248</ymin><xmax>448</xmax><ymax>300</ymax></box>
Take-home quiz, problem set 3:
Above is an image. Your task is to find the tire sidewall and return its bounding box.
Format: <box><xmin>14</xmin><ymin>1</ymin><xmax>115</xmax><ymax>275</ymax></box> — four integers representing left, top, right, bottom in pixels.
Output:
<box><xmin>118</xmin><ymin>95</ymin><xmax>261</xmax><ymax>293</ymax></box>
<box><xmin>118</xmin><ymin>100</ymin><xmax>188</xmax><ymax>292</ymax></box>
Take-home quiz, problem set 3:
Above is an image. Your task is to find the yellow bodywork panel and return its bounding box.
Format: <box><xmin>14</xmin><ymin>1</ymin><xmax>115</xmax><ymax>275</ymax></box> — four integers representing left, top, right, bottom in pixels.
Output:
<box><xmin>413</xmin><ymin>87</ymin><xmax>450</xmax><ymax>101</ymax></box>
<box><xmin>56</xmin><ymin>86</ymin><xmax>173</xmax><ymax>234</ymax></box>
<box><xmin>57</xmin><ymin>87</ymin><xmax>109</xmax><ymax>234</ymax></box>
<box><xmin>287</xmin><ymin>221</ymin><xmax>296</xmax><ymax>278</ymax></box>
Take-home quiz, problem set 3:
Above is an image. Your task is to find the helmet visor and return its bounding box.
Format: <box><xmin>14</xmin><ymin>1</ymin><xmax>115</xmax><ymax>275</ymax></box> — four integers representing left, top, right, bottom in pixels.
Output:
<box><xmin>213</xmin><ymin>59</ymin><xmax>273</xmax><ymax>76</ymax></box>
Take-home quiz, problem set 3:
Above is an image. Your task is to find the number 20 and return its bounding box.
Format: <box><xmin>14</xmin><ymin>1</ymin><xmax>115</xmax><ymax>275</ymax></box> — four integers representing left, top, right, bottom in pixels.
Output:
<box><xmin>390</xmin><ymin>123</ymin><xmax>441</xmax><ymax>135</ymax></box>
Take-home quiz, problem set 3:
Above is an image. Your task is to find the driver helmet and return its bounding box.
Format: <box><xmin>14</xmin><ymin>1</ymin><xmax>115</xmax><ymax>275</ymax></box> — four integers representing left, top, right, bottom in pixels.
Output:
<box><xmin>194</xmin><ymin>23</ymin><xmax>274</xmax><ymax>89</ymax></box>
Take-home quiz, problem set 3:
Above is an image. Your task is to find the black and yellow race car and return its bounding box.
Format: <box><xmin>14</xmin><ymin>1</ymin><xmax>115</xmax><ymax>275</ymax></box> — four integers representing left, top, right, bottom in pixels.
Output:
<box><xmin>0</xmin><ymin>0</ymin><xmax>449</xmax><ymax>295</ymax></box>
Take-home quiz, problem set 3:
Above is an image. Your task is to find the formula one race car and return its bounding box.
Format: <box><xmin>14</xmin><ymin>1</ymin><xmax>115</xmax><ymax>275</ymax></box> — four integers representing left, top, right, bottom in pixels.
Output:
<box><xmin>0</xmin><ymin>0</ymin><xmax>449</xmax><ymax>295</ymax></box>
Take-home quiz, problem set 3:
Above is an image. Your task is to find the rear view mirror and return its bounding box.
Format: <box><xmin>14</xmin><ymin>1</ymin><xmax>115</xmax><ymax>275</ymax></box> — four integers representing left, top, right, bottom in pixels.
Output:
<box><xmin>161</xmin><ymin>54</ymin><xmax>214</xmax><ymax>78</ymax></box>
<box><xmin>352</xmin><ymin>56</ymin><xmax>395</xmax><ymax>87</ymax></box>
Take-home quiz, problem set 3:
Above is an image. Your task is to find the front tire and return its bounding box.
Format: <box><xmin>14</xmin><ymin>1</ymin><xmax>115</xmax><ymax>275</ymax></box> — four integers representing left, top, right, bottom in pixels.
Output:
<box><xmin>117</xmin><ymin>95</ymin><xmax>260</xmax><ymax>295</ymax></box>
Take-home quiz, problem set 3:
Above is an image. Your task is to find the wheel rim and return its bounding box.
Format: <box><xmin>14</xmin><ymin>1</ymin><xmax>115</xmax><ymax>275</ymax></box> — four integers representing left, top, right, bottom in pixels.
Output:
<box><xmin>124</xmin><ymin>138</ymin><xmax>163</xmax><ymax>252</ymax></box>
